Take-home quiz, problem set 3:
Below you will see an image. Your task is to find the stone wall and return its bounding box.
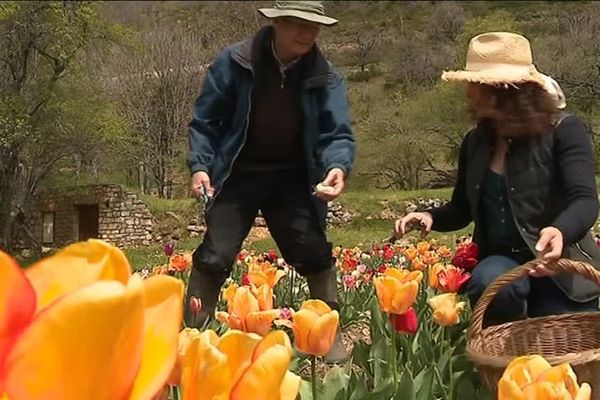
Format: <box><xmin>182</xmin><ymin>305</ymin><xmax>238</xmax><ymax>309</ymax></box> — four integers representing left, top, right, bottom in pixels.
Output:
<box><xmin>27</xmin><ymin>184</ymin><xmax>153</xmax><ymax>249</ymax></box>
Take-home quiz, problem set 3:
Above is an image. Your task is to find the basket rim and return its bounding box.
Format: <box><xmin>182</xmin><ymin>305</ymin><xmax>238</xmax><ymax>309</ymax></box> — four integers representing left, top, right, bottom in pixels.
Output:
<box><xmin>467</xmin><ymin>311</ymin><xmax>600</xmax><ymax>369</ymax></box>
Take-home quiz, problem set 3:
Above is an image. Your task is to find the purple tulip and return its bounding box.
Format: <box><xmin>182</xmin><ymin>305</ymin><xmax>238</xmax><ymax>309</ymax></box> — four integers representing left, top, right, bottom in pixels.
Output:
<box><xmin>163</xmin><ymin>242</ymin><xmax>175</xmax><ymax>257</ymax></box>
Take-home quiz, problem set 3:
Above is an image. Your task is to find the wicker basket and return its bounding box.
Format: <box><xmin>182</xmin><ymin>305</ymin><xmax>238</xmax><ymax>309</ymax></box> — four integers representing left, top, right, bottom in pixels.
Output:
<box><xmin>467</xmin><ymin>258</ymin><xmax>600</xmax><ymax>399</ymax></box>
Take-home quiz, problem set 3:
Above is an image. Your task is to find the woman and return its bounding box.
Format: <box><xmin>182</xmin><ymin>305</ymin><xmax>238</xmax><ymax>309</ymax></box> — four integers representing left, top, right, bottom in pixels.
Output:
<box><xmin>395</xmin><ymin>32</ymin><xmax>600</xmax><ymax>325</ymax></box>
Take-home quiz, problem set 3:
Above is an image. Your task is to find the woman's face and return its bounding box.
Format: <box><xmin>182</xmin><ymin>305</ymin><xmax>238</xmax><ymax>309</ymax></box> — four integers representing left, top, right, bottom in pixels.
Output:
<box><xmin>466</xmin><ymin>83</ymin><xmax>495</xmax><ymax>119</ymax></box>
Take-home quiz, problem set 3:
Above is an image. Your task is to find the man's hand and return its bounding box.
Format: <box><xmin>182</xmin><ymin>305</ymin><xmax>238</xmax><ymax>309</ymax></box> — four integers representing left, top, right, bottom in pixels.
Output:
<box><xmin>314</xmin><ymin>168</ymin><xmax>345</xmax><ymax>202</ymax></box>
<box><xmin>530</xmin><ymin>226</ymin><xmax>564</xmax><ymax>277</ymax></box>
<box><xmin>191</xmin><ymin>171</ymin><xmax>214</xmax><ymax>201</ymax></box>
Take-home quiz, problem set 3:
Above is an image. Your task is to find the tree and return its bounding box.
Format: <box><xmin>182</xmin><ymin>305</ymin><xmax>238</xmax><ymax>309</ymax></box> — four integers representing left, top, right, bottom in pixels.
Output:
<box><xmin>0</xmin><ymin>1</ymin><xmax>121</xmax><ymax>251</ymax></box>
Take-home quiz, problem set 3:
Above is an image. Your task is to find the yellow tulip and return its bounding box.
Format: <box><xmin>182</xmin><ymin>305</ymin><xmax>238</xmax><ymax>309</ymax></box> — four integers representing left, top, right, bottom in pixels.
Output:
<box><xmin>247</xmin><ymin>261</ymin><xmax>285</xmax><ymax>288</ymax></box>
<box><xmin>0</xmin><ymin>241</ymin><xmax>184</xmax><ymax>400</ymax></box>
<box><xmin>181</xmin><ymin>329</ymin><xmax>300</xmax><ymax>400</ymax></box>
<box><xmin>427</xmin><ymin>293</ymin><xmax>465</xmax><ymax>326</ymax></box>
<box><xmin>216</xmin><ymin>286</ymin><xmax>280</xmax><ymax>336</ymax></box>
<box><xmin>167</xmin><ymin>328</ymin><xmax>211</xmax><ymax>386</ymax></box>
<box><xmin>499</xmin><ymin>356</ymin><xmax>592</xmax><ymax>400</ymax></box>
<box><xmin>292</xmin><ymin>299</ymin><xmax>339</xmax><ymax>357</ymax></box>
<box><xmin>374</xmin><ymin>268</ymin><xmax>422</xmax><ymax>315</ymax></box>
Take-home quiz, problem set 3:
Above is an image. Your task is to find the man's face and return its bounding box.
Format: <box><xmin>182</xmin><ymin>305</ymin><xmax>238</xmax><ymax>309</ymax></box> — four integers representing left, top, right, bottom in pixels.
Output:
<box><xmin>273</xmin><ymin>17</ymin><xmax>320</xmax><ymax>58</ymax></box>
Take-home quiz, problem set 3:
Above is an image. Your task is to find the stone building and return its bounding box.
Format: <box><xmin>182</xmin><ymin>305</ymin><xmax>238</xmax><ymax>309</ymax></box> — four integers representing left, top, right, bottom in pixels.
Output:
<box><xmin>23</xmin><ymin>184</ymin><xmax>154</xmax><ymax>249</ymax></box>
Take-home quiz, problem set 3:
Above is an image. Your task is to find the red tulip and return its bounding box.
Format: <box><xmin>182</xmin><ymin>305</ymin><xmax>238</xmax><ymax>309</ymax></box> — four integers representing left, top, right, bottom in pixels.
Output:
<box><xmin>389</xmin><ymin>308</ymin><xmax>418</xmax><ymax>335</ymax></box>
<box><xmin>451</xmin><ymin>242</ymin><xmax>479</xmax><ymax>270</ymax></box>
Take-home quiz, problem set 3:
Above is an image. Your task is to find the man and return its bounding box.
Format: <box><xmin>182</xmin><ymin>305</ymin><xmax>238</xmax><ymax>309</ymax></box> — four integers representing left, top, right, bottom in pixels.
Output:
<box><xmin>186</xmin><ymin>1</ymin><xmax>355</xmax><ymax>363</ymax></box>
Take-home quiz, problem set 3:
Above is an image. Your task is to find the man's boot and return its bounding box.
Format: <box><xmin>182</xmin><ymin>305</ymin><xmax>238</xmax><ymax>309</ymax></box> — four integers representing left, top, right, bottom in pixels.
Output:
<box><xmin>184</xmin><ymin>268</ymin><xmax>225</xmax><ymax>329</ymax></box>
<box><xmin>305</xmin><ymin>268</ymin><xmax>349</xmax><ymax>364</ymax></box>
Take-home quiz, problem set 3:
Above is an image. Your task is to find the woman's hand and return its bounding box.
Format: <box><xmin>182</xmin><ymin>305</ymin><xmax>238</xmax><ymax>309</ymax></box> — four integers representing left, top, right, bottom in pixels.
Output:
<box><xmin>529</xmin><ymin>226</ymin><xmax>564</xmax><ymax>277</ymax></box>
<box><xmin>394</xmin><ymin>212</ymin><xmax>433</xmax><ymax>239</ymax></box>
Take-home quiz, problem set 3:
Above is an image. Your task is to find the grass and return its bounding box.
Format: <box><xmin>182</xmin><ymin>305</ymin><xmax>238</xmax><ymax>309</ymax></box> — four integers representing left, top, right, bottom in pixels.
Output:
<box><xmin>123</xmin><ymin>187</ymin><xmax>474</xmax><ymax>270</ymax></box>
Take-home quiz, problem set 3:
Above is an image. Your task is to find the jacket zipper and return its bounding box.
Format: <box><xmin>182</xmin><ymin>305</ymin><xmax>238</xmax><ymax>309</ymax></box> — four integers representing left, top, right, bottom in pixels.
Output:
<box><xmin>575</xmin><ymin>242</ymin><xmax>593</xmax><ymax>260</ymax></box>
<box><xmin>208</xmin><ymin>58</ymin><xmax>254</xmax><ymax>209</ymax></box>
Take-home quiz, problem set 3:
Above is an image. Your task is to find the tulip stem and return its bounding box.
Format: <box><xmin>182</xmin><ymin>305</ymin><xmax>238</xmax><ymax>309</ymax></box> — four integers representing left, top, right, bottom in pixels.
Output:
<box><xmin>390</xmin><ymin>313</ymin><xmax>398</xmax><ymax>390</ymax></box>
<box><xmin>446</xmin><ymin>328</ymin><xmax>453</xmax><ymax>400</ymax></box>
<box><xmin>172</xmin><ymin>386</ymin><xmax>180</xmax><ymax>400</ymax></box>
<box><xmin>311</xmin><ymin>355</ymin><xmax>318</xmax><ymax>400</ymax></box>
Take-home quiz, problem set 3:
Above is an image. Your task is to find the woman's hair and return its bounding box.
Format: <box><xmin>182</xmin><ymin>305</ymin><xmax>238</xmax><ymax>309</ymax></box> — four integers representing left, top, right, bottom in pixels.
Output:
<box><xmin>468</xmin><ymin>82</ymin><xmax>559</xmax><ymax>136</ymax></box>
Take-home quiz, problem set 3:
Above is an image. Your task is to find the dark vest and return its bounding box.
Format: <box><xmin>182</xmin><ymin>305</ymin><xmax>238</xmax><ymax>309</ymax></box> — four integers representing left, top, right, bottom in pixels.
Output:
<box><xmin>464</xmin><ymin>119</ymin><xmax>600</xmax><ymax>302</ymax></box>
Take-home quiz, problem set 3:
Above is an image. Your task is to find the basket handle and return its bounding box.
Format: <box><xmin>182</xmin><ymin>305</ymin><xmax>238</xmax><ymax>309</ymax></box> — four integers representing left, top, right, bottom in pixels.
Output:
<box><xmin>467</xmin><ymin>258</ymin><xmax>600</xmax><ymax>341</ymax></box>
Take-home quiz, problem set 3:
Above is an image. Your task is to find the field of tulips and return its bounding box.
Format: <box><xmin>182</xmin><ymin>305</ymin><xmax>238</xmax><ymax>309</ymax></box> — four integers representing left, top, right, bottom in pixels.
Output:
<box><xmin>0</xmin><ymin>237</ymin><xmax>593</xmax><ymax>399</ymax></box>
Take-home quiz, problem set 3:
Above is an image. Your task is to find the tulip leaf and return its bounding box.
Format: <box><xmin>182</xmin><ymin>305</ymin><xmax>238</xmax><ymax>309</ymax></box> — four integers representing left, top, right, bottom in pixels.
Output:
<box><xmin>348</xmin><ymin>370</ymin><xmax>369</xmax><ymax>400</ymax></box>
<box><xmin>298</xmin><ymin>379</ymin><xmax>313</xmax><ymax>400</ymax></box>
<box><xmin>368</xmin><ymin>297</ymin><xmax>387</xmax><ymax>338</ymax></box>
<box><xmin>351</xmin><ymin>340</ymin><xmax>372</xmax><ymax>373</ymax></box>
<box><xmin>393</xmin><ymin>370</ymin><xmax>415</xmax><ymax>400</ymax></box>
<box><xmin>414</xmin><ymin>367</ymin><xmax>434</xmax><ymax>400</ymax></box>
<box><xmin>321</xmin><ymin>366</ymin><xmax>349</xmax><ymax>400</ymax></box>
<box><xmin>437</xmin><ymin>347</ymin><xmax>454</xmax><ymax>373</ymax></box>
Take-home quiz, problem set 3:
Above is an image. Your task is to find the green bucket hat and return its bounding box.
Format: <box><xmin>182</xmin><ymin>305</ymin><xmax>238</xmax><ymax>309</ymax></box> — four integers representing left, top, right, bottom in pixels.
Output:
<box><xmin>258</xmin><ymin>1</ymin><xmax>338</xmax><ymax>26</ymax></box>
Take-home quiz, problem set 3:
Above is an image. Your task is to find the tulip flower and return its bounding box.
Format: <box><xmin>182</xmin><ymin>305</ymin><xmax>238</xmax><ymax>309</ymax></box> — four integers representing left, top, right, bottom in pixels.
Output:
<box><xmin>421</xmin><ymin>251</ymin><xmax>440</xmax><ymax>265</ymax></box>
<box><xmin>216</xmin><ymin>285</ymin><xmax>280</xmax><ymax>336</ymax></box>
<box><xmin>412</xmin><ymin>257</ymin><xmax>427</xmax><ymax>271</ymax></box>
<box><xmin>427</xmin><ymin>293</ymin><xmax>465</xmax><ymax>327</ymax></box>
<box><xmin>181</xmin><ymin>329</ymin><xmax>300</xmax><ymax>400</ymax></box>
<box><xmin>404</xmin><ymin>246</ymin><xmax>418</xmax><ymax>261</ymax></box>
<box><xmin>438</xmin><ymin>265</ymin><xmax>471</xmax><ymax>293</ymax></box>
<box><xmin>437</xmin><ymin>245</ymin><xmax>453</xmax><ymax>259</ymax></box>
<box><xmin>169</xmin><ymin>254</ymin><xmax>191</xmax><ymax>272</ymax></box>
<box><xmin>292</xmin><ymin>300</ymin><xmax>339</xmax><ymax>357</ymax></box>
<box><xmin>250</xmin><ymin>284</ymin><xmax>274</xmax><ymax>311</ymax></box>
<box><xmin>374</xmin><ymin>268</ymin><xmax>422</xmax><ymax>315</ymax></box>
<box><xmin>451</xmin><ymin>242</ymin><xmax>479</xmax><ymax>271</ymax></box>
<box><xmin>247</xmin><ymin>261</ymin><xmax>285</xmax><ymax>288</ymax></box>
<box><xmin>163</xmin><ymin>242</ymin><xmax>175</xmax><ymax>257</ymax></box>
<box><xmin>499</xmin><ymin>355</ymin><xmax>592</xmax><ymax>400</ymax></box>
<box><xmin>167</xmin><ymin>328</ymin><xmax>207</xmax><ymax>386</ymax></box>
<box><xmin>429</xmin><ymin>262</ymin><xmax>445</xmax><ymax>290</ymax></box>
<box><xmin>417</xmin><ymin>241</ymin><xmax>430</xmax><ymax>255</ymax></box>
<box><xmin>389</xmin><ymin>307</ymin><xmax>418</xmax><ymax>335</ymax></box>
<box><xmin>0</xmin><ymin>240</ymin><xmax>184</xmax><ymax>400</ymax></box>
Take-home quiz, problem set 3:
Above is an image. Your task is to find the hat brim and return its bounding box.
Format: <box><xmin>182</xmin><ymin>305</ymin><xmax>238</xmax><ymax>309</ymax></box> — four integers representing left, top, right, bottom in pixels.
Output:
<box><xmin>258</xmin><ymin>8</ymin><xmax>338</xmax><ymax>26</ymax></box>
<box><xmin>441</xmin><ymin>65</ymin><xmax>546</xmax><ymax>87</ymax></box>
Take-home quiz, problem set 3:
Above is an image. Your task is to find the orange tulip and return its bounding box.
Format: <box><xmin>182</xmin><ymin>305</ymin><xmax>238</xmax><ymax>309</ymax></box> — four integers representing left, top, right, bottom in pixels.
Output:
<box><xmin>417</xmin><ymin>241</ymin><xmax>430</xmax><ymax>255</ymax></box>
<box><xmin>427</xmin><ymin>293</ymin><xmax>465</xmax><ymax>326</ymax></box>
<box><xmin>292</xmin><ymin>300</ymin><xmax>339</xmax><ymax>357</ymax></box>
<box><xmin>404</xmin><ymin>246</ymin><xmax>418</xmax><ymax>261</ymax></box>
<box><xmin>436</xmin><ymin>245</ymin><xmax>453</xmax><ymax>259</ymax></box>
<box><xmin>181</xmin><ymin>329</ymin><xmax>300</xmax><ymax>400</ymax></box>
<box><xmin>216</xmin><ymin>286</ymin><xmax>280</xmax><ymax>336</ymax></box>
<box><xmin>421</xmin><ymin>251</ymin><xmax>440</xmax><ymax>265</ymax></box>
<box><xmin>169</xmin><ymin>254</ymin><xmax>191</xmax><ymax>272</ymax></box>
<box><xmin>0</xmin><ymin>240</ymin><xmax>184</xmax><ymax>400</ymax></box>
<box><xmin>251</xmin><ymin>284</ymin><xmax>274</xmax><ymax>311</ymax></box>
<box><xmin>247</xmin><ymin>261</ymin><xmax>285</xmax><ymax>288</ymax></box>
<box><xmin>499</xmin><ymin>355</ymin><xmax>592</xmax><ymax>400</ymax></box>
<box><xmin>428</xmin><ymin>263</ymin><xmax>445</xmax><ymax>290</ymax></box>
<box><xmin>374</xmin><ymin>268</ymin><xmax>422</xmax><ymax>315</ymax></box>
<box><xmin>412</xmin><ymin>257</ymin><xmax>427</xmax><ymax>271</ymax></box>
